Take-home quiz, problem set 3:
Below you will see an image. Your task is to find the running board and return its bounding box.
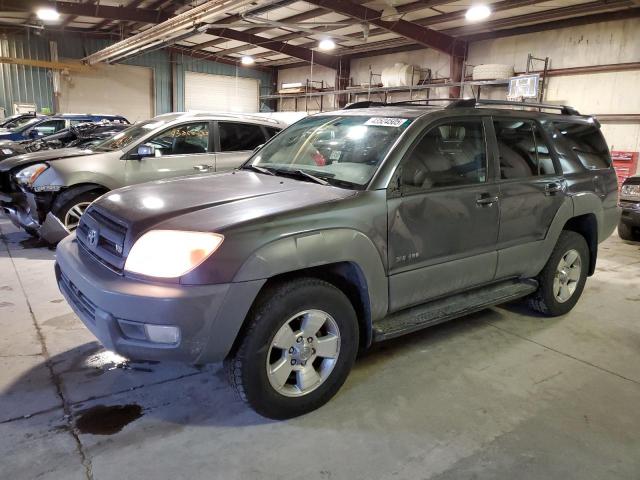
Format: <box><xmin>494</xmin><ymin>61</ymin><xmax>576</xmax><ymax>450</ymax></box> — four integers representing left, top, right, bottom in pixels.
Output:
<box><xmin>372</xmin><ymin>279</ymin><xmax>538</xmax><ymax>342</ymax></box>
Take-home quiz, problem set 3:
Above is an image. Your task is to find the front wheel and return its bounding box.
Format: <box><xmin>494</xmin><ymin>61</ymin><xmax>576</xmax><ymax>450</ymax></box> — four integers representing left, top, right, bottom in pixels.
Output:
<box><xmin>52</xmin><ymin>190</ymin><xmax>103</xmax><ymax>232</ymax></box>
<box><xmin>225</xmin><ymin>278</ymin><xmax>359</xmax><ymax>419</ymax></box>
<box><xmin>618</xmin><ymin>221</ymin><xmax>636</xmax><ymax>241</ymax></box>
<box><xmin>528</xmin><ymin>230</ymin><xmax>589</xmax><ymax>316</ymax></box>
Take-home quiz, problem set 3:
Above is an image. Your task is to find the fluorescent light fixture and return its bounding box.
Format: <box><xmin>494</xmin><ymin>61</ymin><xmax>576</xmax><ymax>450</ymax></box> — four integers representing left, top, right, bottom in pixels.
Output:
<box><xmin>36</xmin><ymin>7</ymin><xmax>60</xmax><ymax>21</ymax></box>
<box><xmin>241</xmin><ymin>55</ymin><xmax>255</xmax><ymax>65</ymax></box>
<box><xmin>465</xmin><ymin>4</ymin><xmax>491</xmax><ymax>22</ymax></box>
<box><xmin>318</xmin><ymin>38</ymin><xmax>336</xmax><ymax>51</ymax></box>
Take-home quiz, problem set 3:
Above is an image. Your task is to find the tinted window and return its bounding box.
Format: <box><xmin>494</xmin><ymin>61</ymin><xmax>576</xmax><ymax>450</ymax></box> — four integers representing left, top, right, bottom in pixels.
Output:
<box><xmin>401</xmin><ymin>120</ymin><xmax>487</xmax><ymax>189</ymax></box>
<box><xmin>265</xmin><ymin>126</ymin><xmax>280</xmax><ymax>139</ymax></box>
<box><xmin>147</xmin><ymin>122</ymin><xmax>209</xmax><ymax>156</ymax></box>
<box><xmin>494</xmin><ymin>120</ymin><xmax>555</xmax><ymax>178</ymax></box>
<box><xmin>554</xmin><ymin>122</ymin><xmax>610</xmax><ymax>170</ymax></box>
<box><xmin>33</xmin><ymin>120</ymin><xmax>66</xmax><ymax>136</ymax></box>
<box><xmin>219</xmin><ymin>122</ymin><xmax>265</xmax><ymax>151</ymax></box>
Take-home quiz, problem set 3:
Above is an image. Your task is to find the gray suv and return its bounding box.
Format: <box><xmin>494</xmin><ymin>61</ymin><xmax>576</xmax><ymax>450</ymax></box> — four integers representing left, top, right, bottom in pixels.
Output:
<box><xmin>0</xmin><ymin>112</ymin><xmax>285</xmax><ymax>242</ymax></box>
<box><xmin>55</xmin><ymin>100</ymin><xmax>619</xmax><ymax>419</ymax></box>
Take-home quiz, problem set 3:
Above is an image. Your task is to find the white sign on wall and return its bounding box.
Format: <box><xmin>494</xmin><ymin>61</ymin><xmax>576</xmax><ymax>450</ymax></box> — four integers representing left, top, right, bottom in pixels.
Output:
<box><xmin>507</xmin><ymin>74</ymin><xmax>540</xmax><ymax>99</ymax></box>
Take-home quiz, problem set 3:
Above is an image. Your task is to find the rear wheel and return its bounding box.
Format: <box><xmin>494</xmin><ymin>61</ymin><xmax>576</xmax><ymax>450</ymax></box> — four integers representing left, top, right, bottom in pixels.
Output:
<box><xmin>618</xmin><ymin>221</ymin><xmax>636</xmax><ymax>241</ymax></box>
<box><xmin>528</xmin><ymin>230</ymin><xmax>589</xmax><ymax>316</ymax></box>
<box><xmin>225</xmin><ymin>278</ymin><xmax>359</xmax><ymax>419</ymax></box>
<box><xmin>52</xmin><ymin>190</ymin><xmax>103</xmax><ymax>232</ymax></box>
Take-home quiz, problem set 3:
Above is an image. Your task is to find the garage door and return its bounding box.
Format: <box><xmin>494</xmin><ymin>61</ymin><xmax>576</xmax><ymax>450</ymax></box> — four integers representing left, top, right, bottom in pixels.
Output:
<box><xmin>59</xmin><ymin>63</ymin><xmax>154</xmax><ymax>123</ymax></box>
<box><xmin>185</xmin><ymin>71</ymin><xmax>259</xmax><ymax>113</ymax></box>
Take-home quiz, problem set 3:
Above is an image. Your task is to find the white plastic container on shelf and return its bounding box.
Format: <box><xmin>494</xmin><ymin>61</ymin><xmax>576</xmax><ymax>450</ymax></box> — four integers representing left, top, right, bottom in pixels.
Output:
<box><xmin>381</xmin><ymin>63</ymin><xmax>418</xmax><ymax>87</ymax></box>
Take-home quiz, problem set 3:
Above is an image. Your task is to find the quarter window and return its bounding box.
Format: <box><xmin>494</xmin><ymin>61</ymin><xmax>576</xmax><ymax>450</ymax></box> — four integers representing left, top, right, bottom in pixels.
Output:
<box><xmin>401</xmin><ymin>120</ymin><xmax>487</xmax><ymax>189</ymax></box>
<box><xmin>147</xmin><ymin>122</ymin><xmax>209</xmax><ymax>156</ymax></box>
<box><xmin>219</xmin><ymin>122</ymin><xmax>266</xmax><ymax>151</ymax></box>
<box><xmin>554</xmin><ymin>122</ymin><xmax>610</xmax><ymax>170</ymax></box>
<box><xmin>494</xmin><ymin>120</ymin><xmax>555</xmax><ymax>179</ymax></box>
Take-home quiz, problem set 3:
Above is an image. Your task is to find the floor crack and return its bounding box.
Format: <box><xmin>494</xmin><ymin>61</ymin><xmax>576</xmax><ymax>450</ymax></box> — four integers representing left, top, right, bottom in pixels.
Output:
<box><xmin>486</xmin><ymin>320</ymin><xmax>640</xmax><ymax>387</ymax></box>
<box><xmin>1</xmin><ymin>225</ymin><xmax>94</xmax><ymax>480</ymax></box>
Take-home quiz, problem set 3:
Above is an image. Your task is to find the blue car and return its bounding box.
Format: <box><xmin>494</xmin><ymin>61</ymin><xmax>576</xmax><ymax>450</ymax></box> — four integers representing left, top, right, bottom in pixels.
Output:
<box><xmin>0</xmin><ymin>113</ymin><xmax>129</xmax><ymax>141</ymax></box>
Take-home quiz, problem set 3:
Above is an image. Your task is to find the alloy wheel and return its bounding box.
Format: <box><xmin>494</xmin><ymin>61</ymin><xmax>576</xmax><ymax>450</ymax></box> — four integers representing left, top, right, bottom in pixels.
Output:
<box><xmin>266</xmin><ymin>309</ymin><xmax>341</xmax><ymax>397</ymax></box>
<box><xmin>553</xmin><ymin>249</ymin><xmax>582</xmax><ymax>303</ymax></box>
<box><xmin>63</xmin><ymin>202</ymin><xmax>91</xmax><ymax>231</ymax></box>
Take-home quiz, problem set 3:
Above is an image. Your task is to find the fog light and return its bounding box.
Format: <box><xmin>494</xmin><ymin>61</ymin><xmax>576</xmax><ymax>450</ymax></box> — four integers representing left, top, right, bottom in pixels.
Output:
<box><xmin>145</xmin><ymin>324</ymin><xmax>180</xmax><ymax>344</ymax></box>
<box><xmin>118</xmin><ymin>319</ymin><xmax>147</xmax><ymax>341</ymax></box>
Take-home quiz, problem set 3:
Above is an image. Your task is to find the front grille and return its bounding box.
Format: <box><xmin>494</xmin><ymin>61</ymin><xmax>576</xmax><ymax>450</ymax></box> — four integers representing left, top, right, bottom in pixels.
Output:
<box><xmin>77</xmin><ymin>206</ymin><xmax>128</xmax><ymax>273</ymax></box>
<box><xmin>59</xmin><ymin>271</ymin><xmax>96</xmax><ymax>323</ymax></box>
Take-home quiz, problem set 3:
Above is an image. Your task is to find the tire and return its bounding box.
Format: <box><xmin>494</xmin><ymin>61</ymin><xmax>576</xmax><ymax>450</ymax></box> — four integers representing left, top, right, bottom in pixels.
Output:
<box><xmin>52</xmin><ymin>189</ymin><xmax>103</xmax><ymax>232</ymax></box>
<box><xmin>225</xmin><ymin>278</ymin><xmax>359</xmax><ymax>419</ymax></box>
<box><xmin>528</xmin><ymin>230</ymin><xmax>589</xmax><ymax>316</ymax></box>
<box><xmin>618</xmin><ymin>221</ymin><xmax>636</xmax><ymax>241</ymax></box>
<box><xmin>472</xmin><ymin>64</ymin><xmax>515</xmax><ymax>81</ymax></box>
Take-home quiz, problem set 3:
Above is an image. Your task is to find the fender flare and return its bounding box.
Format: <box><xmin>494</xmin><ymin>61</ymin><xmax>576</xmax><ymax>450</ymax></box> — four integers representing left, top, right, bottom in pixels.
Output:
<box><xmin>233</xmin><ymin>228</ymin><xmax>389</xmax><ymax>327</ymax></box>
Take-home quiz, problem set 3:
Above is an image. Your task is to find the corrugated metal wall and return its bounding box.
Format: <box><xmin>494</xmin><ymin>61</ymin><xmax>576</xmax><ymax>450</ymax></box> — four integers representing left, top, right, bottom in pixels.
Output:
<box><xmin>0</xmin><ymin>34</ymin><xmax>55</xmax><ymax>116</ymax></box>
<box><xmin>0</xmin><ymin>33</ymin><xmax>275</xmax><ymax>117</ymax></box>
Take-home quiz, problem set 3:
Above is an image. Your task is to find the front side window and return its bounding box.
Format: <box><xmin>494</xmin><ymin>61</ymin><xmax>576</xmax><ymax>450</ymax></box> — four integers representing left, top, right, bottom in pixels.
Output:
<box><xmin>400</xmin><ymin>119</ymin><xmax>487</xmax><ymax>190</ymax></box>
<box><xmin>146</xmin><ymin>122</ymin><xmax>209</xmax><ymax>156</ymax></box>
<box><xmin>249</xmin><ymin>114</ymin><xmax>412</xmax><ymax>188</ymax></box>
<box><xmin>494</xmin><ymin>120</ymin><xmax>555</xmax><ymax>179</ymax></box>
<box><xmin>219</xmin><ymin>122</ymin><xmax>266</xmax><ymax>152</ymax></box>
<box><xmin>93</xmin><ymin>118</ymin><xmax>174</xmax><ymax>152</ymax></box>
<box><xmin>554</xmin><ymin>121</ymin><xmax>610</xmax><ymax>170</ymax></box>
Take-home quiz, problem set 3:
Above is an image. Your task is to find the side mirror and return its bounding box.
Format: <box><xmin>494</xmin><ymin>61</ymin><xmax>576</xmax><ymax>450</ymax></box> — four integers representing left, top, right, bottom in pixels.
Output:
<box><xmin>28</xmin><ymin>129</ymin><xmax>40</xmax><ymax>138</ymax></box>
<box><xmin>136</xmin><ymin>144</ymin><xmax>155</xmax><ymax>158</ymax></box>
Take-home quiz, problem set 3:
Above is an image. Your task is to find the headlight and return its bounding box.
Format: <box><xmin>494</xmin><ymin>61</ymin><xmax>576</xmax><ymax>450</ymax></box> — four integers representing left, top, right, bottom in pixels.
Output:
<box><xmin>15</xmin><ymin>163</ymin><xmax>48</xmax><ymax>187</ymax></box>
<box><xmin>621</xmin><ymin>184</ymin><xmax>640</xmax><ymax>198</ymax></box>
<box><xmin>124</xmin><ymin>230</ymin><xmax>224</xmax><ymax>278</ymax></box>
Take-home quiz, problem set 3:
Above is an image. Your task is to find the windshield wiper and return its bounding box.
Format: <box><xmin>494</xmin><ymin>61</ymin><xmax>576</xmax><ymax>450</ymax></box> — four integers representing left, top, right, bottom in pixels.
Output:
<box><xmin>291</xmin><ymin>169</ymin><xmax>329</xmax><ymax>185</ymax></box>
<box><xmin>242</xmin><ymin>164</ymin><xmax>276</xmax><ymax>176</ymax></box>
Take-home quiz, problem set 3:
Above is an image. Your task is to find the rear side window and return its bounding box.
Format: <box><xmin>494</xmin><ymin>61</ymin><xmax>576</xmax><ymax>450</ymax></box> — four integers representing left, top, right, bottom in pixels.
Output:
<box><xmin>553</xmin><ymin>122</ymin><xmax>610</xmax><ymax>170</ymax></box>
<box><xmin>494</xmin><ymin>120</ymin><xmax>556</xmax><ymax>179</ymax></box>
<box><xmin>219</xmin><ymin>122</ymin><xmax>266</xmax><ymax>151</ymax></box>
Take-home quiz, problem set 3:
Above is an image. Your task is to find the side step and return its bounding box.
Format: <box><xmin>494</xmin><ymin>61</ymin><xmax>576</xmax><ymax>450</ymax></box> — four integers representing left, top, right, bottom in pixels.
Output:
<box><xmin>372</xmin><ymin>279</ymin><xmax>538</xmax><ymax>342</ymax></box>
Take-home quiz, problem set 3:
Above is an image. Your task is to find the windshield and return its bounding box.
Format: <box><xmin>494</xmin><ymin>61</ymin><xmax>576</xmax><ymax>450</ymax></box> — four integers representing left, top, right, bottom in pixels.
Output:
<box><xmin>92</xmin><ymin>119</ymin><xmax>170</xmax><ymax>152</ymax></box>
<box><xmin>248</xmin><ymin>115</ymin><xmax>412</xmax><ymax>188</ymax></box>
<box><xmin>0</xmin><ymin>115</ymin><xmax>35</xmax><ymax>129</ymax></box>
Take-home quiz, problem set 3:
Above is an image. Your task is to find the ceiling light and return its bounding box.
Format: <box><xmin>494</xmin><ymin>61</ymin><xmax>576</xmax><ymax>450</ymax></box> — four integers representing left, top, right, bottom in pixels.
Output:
<box><xmin>36</xmin><ymin>7</ymin><xmax>60</xmax><ymax>22</ymax></box>
<box><xmin>318</xmin><ymin>38</ymin><xmax>336</xmax><ymax>51</ymax></box>
<box><xmin>465</xmin><ymin>4</ymin><xmax>491</xmax><ymax>22</ymax></box>
<box><xmin>241</xmin><ymin>55</ymin><xmax>255</xmax><ymax>65</ymax></box>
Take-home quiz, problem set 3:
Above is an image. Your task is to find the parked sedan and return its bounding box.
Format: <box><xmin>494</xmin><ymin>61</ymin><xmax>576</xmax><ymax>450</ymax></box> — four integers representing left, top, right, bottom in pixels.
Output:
<box><xmin>0</xmin><ymin>113</ymin><xmax>129</xmax><ymax>142</ymax></box>
<box><xmin>0</xmin><ymin>112</ymin><xmax>285</xmax><ymax>242</ymax></box>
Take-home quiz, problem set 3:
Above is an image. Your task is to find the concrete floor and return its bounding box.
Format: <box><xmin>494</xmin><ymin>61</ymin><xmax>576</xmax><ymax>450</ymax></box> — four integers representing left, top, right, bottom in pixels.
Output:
<box><xmin>1</xmin><ymin>214</ymin><xmax>639</xmax><ymax>480</ymax></box>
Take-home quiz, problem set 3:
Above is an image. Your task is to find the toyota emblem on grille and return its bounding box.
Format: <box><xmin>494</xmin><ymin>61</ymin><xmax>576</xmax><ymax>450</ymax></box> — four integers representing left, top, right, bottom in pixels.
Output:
<box><xmin>87</xmin><ymin>229</ymin><xmax>99</xmax><ymax>247</ymax></box>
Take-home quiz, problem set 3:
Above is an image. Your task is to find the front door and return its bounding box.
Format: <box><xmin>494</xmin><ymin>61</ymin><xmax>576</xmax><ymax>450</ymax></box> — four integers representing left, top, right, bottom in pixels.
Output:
<box><xmin>490</xmin><ymin>118</ymin><xmax>565</xmax><ymax>278</ymax></box>
<box><xmin>125</xmin><ymin>121</ymin><xmax>216</xmax><ymax>185</ymax></box>
<box><xmin>214</xmin><ymin>121</ymin><xmax>268</xmax><ymax>172</ymax></box>
<box><xmin>387</xmin><ymin>117</ymin><xmax>500</xmax><ymax>312</ymax></box>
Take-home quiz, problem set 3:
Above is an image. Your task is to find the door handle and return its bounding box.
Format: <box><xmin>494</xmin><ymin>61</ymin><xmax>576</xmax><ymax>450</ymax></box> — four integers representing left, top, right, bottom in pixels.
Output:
<box><xmin>544</xmin><ymin>182</ymin><xmax>562</xmax><ymax>195</ymax></box>
<box><xmin>193</xmin><ymin>164</ymin><xmax>213</xmax><ymax>172</ymax></box>
<box><xmin>476</xmin><ymin>194</ymin><xmax>499</xmax><ymax>206</ymax></box>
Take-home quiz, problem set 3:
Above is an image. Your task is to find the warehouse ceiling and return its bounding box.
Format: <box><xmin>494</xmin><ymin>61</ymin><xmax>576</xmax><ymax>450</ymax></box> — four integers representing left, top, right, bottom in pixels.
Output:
<box><xmin>1</xmin><ymin>0</ymin><xmax>639</xmax><ymax>68</ymax></box>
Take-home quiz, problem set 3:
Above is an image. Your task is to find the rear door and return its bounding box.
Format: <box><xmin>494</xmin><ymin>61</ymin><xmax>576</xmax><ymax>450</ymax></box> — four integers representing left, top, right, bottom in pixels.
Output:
<box><xmin>125</xmin><ymin>121</ymin><xmax>215</xmax><ymax>185</ymax></box>
<box><xmin>387</xmin><ymin>117</ymin><xmax>500</xmax><ymax>311</ymax></box>
<box><xmin>214</xmin><ymin>121</ymin><xmax>270</xmax><ymax>172</ymax></box>
<box><xmin>490</xmin><ymin>117</ymin><xmax>565</xmax><ymax>278</ymax></box>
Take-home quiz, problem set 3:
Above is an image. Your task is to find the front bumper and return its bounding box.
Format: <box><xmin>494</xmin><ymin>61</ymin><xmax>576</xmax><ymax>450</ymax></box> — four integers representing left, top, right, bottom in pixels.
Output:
<box><xmin>620</xmin><ymin>200</ymin><xmax>640</xmax><ymax>227</ymax></box>
<box><xmin>55</xmin><ymin>235</ymin><xmax>265</xmax><ymax>363</ymax></box>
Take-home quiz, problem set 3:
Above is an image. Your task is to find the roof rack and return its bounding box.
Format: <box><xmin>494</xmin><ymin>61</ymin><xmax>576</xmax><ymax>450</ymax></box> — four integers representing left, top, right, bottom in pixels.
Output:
<box><xmin>344</xmin><ymin>98</ymin><xmax>580</xmax><ymax>116</ymax></box>
<box><xmin>446</xmin><ymin>98</ymin><xmax>580</xmax><ymax>116</ymax></box>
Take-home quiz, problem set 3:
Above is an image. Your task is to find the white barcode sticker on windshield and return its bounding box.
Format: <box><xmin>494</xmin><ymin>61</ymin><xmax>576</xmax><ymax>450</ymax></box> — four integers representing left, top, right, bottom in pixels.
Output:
<box><xmin>364</xmin><ymin>117</ymin><xmax>408</xmax><ymax>127</ymax></box>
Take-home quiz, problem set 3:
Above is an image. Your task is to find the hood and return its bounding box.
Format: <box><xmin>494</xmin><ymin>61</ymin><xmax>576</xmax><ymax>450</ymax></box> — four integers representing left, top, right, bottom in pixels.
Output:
<box><xmin>92</xmin><ymin>171</ymin><xmax>355</xmax><ymax>236</ymax></box>
<box><xmin>0</xmin><ymin>147</ymin><xmax>96</xmax><ymax>171</ymax></box>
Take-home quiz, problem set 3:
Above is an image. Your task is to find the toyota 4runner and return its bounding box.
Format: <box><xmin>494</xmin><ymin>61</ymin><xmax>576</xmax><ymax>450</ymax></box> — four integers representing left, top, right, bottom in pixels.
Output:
<box><xmin>55</xmin><ymin>100</ymin><xmax>619</xmax><ymax>419</ymax></box>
